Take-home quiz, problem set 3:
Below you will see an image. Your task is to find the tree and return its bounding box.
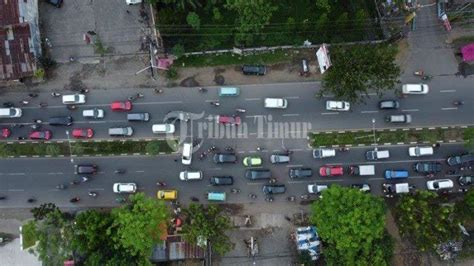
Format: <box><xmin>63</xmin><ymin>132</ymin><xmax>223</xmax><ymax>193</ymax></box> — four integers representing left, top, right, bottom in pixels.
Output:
<box><xmin>396</xmin><ymin>191</ymin><xmax>460</xmax><ymax>251</ymax></box>
<box><xmin>464</xmin><ymin>127</ymin><xmax>474</xmax><ymax>152</ymax></box>
<box><xmin>182</xmin><ymin>204</ymin><xmax>233</xmax><ymax>255</ymax></box>
<box><xmin>318</xmin><ymin>44</ymin><xmax>400</xmax><ymax>103</ymax></box>
<box><xmin>31</xmin><ymin>203</ymin><xmax>59</xmax><ymax>221</ymax></box>
<box><xmin>186</xmin><ymin>12</ymin><xmax>201</xmax><ymax>30</ymax></box>
<box><xmin>225</xmin><ymin>0</ymin><xmax>278</xmax><ymax>45</ymax></box>
<box><xmin>310</xmin><ymin>185</ymin><xmax>390</xmax><ymax>265</ymax></box>
<box><xmin>110</xmin><ymin>193</ymin><xmax>169</xmax><ymax>262</ymax></box>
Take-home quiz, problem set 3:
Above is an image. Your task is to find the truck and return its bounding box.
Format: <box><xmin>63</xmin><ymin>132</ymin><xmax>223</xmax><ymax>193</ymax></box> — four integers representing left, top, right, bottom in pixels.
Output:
<box><xmin>349</xmin><ymin>165</ymin><xmax>375</xmax><ymax>176</ymax></box>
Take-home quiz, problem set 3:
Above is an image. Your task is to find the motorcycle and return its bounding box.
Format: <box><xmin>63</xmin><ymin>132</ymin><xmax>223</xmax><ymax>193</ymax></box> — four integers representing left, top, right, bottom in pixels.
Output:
<box><xmin>210</xmin><ymin>101</ymin><xmax>220</xmax><ymax>106</ymax></box>
<box><xmin>33</xmin><ymin>119</ymin><xmax>43</xmax><ymax>124</ymax></box>
<box><xmin>27</xmin><ymin>198</ymin><xmax>36</xmax><ymax>203</ymax></box>
<box><xmin>51</xmin><ymin>92</ymin><xmax>61</xmax><ymax>97</ymax></box>
<box><xmin>198</xmin><ymin>87</ymin><xmax>208</xmax><ymax>93</ymax></box>
<box><xmin>81</xmin><ymin>176</ymin><xmax>89</xmax><ymax>182</ymax></box>
<box><xmin>156</xmin><ymin>181</ymin><xmax>167</xmax><ymax>187</ymax></box>
<box><xmin>88</xmin><ymin>191</ymin><xmax>98</xmax><ymax>197</ymax></box>
<box><xmin>190</xmin><ymin>196</ymin><xmax>200</xmax><ymax>202</ymax></box>
<box><xmin>67</xmin><ymin>105</ymin><xmax>77</xmax><ymax>110</ymax></box>
<box><xmin>300</xmin><ymin>194</ymin><xmax>310</xmax><ymax>200</ymax></box>
<box><xmin>116</xmin><ymin>197</ymin><xmax>126</xmax><ymax>203</ymax></box>
<box><xmin>453</xmin><ymin>100</ymin><xmax>464</xmax><ymax>106</ymax></box>
<box><xmin>225</xmin><ymin>146</ymin><xmax>234</xmax><ymax>152</ymax></box>
<box><xmin>70</xmin><ymin>180</ymin><xmax>80</xmax><ymax>185</ymax></box>
<box><xmin>287</xmin><ymin>196</ymin><xmax>296</xmax><ymax>202</ymax></box>
<box><xmin>269</xmin><ymin>178</ymin><xmax>277</xmax><ymax>184</ymax></box>
<box><xmin>79</xmin><ymin>89</ymin><xmax>89</xmax><ymax>93</ymax></box>
<box><xmin>3</xmin><ymin>102</ymin><xmax>14</xmax><ymax>108</ymax></box>
<box><xmin>20</xmin><ymin>100</ymin><xmax>29</xmax><ymax>105</ymax></box>
<box><xmin>70</xmin><ymin>197</ymin><xmax>80</xmax><ymax>203</ymax></box>
<box><xmin>114</xmin><ymin>169</ymin><xmax>126</xmax><ymax>174</ymax></box>
<box><xmin>421</xmin><ymin>75</ymin><xmax>433</xmax><ymax>81</ymax></box>
<box><xmin>39</xmin><ymin>102</ymin><xmax>48</xmax><ymax>108</ymax></box>
<box><xmin>230</xmin><ymin>188</ymin><xmax>241</xmax><ymax>194</ymax></box>
<box><xmin>413</xmin><ymin>70</ymin><xmax>424</xmax><ymax>76</ymax></box>
<box><xmin>30</xmin><ymin>124</ymin><xmax>41</xmax><ymax>130</ymax></box>
<box><xmin>236</xmin><ymin>108</ymin><xmax>246</xmax><ymax>113</ymax></box>
<box><xmin>154</xmin><ymin>88</ymin><xmax>164</xmax><ymax>94</ymax></box>
<box><xmin>339</xmin><ymin>147</ymin><xmax>350</xmax><ymax>152</ymax></box>
<box><xmin>199</xmin><ymin>152</ymin><xmax>207</xmax><ymax>160</ymax></box>
<box><xmin>265</xmin><ymin>196</ymin><xmax>274</xmax><ymax>202</ymax></box>
<box><xmin>0</xmin><ymin>196</ymin><xmax>6</xmax><ymax>200</ymax></box>
<box><xmin>17</xmin><ymin>136</ymin><xmax>26</xmax><ymax>140</ymax></box>
<box><xmin>56</xmin><ymin>184</ymin><xmax>67</xmax><ymax>190</ymax></box>
<box><xmin>28</xmin><ymin>93</ymin><xmax>38</xmax><ymax>98</ymax></box>
<box><xmin>248</xmin><ymin>193</ymin><xmax>257</xmax><ymax>199</ymax></box>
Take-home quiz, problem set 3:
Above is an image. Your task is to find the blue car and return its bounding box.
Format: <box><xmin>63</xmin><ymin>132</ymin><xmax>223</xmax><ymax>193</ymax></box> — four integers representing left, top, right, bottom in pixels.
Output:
<box><xmin>384</xmin><ymin>169</ymin><xmax>409</xmax><ymax>180</ymax></box>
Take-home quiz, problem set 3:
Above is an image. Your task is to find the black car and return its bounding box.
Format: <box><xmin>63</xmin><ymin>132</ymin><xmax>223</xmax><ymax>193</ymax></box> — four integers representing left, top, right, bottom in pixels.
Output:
<box><xmin>48</xmin><ymin>116</ymin><xmax>73</xmax><ymax>126</ymax></box>
<box><xmin>242</xmin><ymin>65</ymin><xmax>266</xmax><ymax>75</ymax></box>
<box><xmin>447</xmin><ymin>154</ymin><xmax>474</xmax><ymax>166</ymax></box>
<box><xmin>75</xmin><ymin>164</ymin><xmax>97</xmax><ymax>175</ymax></box>
<box><xmin>47</xmin><ymin>0</ymin><xmax>63</xmax><ymax>8</ymax></box>
<box><xmin>262</xmin><ymin>184</ymin><xmax>286</xmax><ymax>194</ymax></box>
<box><xmin>378</xmin><ymin>100</ymin><xmax>400</xmax><ymax>110</ymax></box>
<box><xmin>210</xmin><ymin>176</ymin><xmax>234</xmax><ymax>186</ymax></box>
<box><xmin>289</xmin><ymin>167</ymin><xmax>313</xmax><ymax>178</ymax></box>
<box><xmin>458</xmin><ymin>176</ymin><xmax>473</xmax><ymax>186</ymax></box>
<box><xmin>213</xmin><ymin>153</ymin><xmax>237</xmax><ymax>163</ymax></box>
<box><xmin>413</xmin><ymin>162</ymin><xmax>442</xmax><ymax>173</ymax></box>
<box><xmin>245</xmin><ymin>169</ymin><xmax>271</xmax><ymax>180</ymax></box>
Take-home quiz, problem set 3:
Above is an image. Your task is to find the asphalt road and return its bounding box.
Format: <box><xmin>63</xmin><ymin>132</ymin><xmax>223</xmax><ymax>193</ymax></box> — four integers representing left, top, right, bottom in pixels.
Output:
<box><xmin>0</xmin><ymin>142</ymin><xmax>471</xmax><ymax>208</ymax></box>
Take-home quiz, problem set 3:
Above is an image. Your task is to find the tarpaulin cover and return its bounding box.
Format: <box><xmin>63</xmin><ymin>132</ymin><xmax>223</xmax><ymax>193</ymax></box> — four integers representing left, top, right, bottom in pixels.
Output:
<box><xmin>461</xmin><ymin>43</ymin><xmax>474</xmax><ymax>62</ymax></box>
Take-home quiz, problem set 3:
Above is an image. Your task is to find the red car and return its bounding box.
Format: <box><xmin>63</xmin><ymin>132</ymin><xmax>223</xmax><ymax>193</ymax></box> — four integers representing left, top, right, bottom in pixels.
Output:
<box><xmin>319</xmin><ymin>165</ymin><xmax>343</xmax><ymax>177</ymax></box>
<box><xmin>217</xmin><ymin>115</ymin><xmax>241</xmax><ymax>126</ymax></box>
<box><xmin>29</xmin><ymin>130</ymin><xmax>52</xmax><ymax>140</ymax></box>
<box><xmin>1</xmin><ymin>128</ymin><xmax>11</xmax><ymax>138</ymax></box>
<box><xmin>111</xmin><ymin>100</ymin><xmax>132</xmax><ymax>111</ymax></box>
<box><xmin>72</xmin><ymin>128</ymin><xmax>94</xmax><ymax>139</ymax></box>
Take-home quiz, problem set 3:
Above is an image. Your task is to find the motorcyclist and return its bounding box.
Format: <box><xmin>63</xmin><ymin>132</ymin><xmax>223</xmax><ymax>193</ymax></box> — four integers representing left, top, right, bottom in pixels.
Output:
<box><xmin>88</xmin><ymin>191</ymin><xmax>97</xmax><ymax>197</ymax></box>
<box><xmin>70</xmin><ymin>197</ymin><xmax>80</xmax><ymax>203</ymax></box>
<box><xmin>114</xmin><ymin>169</ymin><xmax>125</xmax><ymax>174</ymax></box>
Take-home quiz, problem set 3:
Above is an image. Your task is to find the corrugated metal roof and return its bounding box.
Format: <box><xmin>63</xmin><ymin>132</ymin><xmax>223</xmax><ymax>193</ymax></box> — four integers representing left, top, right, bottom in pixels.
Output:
<box><xmin>0</xmin><ymin>0</ymin><xmax>20</xmax><ymax>26</ymax></box>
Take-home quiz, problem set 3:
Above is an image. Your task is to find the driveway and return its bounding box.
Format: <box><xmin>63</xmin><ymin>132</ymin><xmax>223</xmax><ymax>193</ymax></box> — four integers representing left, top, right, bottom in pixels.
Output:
<box><xmin>40</xmin><ymin>0</ymin><xmax>147</xmax><ymax>63</ymax></box>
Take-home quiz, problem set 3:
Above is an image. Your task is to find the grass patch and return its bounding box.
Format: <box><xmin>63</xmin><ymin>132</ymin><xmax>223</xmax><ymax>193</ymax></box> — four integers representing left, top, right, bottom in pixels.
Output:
<box><xmin>175</xmin><ymin>49</ymin><xmax>298</xmax><ymax>67</ymax></box>
<box><xmin>21</xmin><ymin>221</ymin><xmax>37</xmax><ymax>249</ymax></box>
<box><xmin>0</xmin><ymin>140</ymin><xmax>177</xmax><ymax>157</ymax></box>
<box><xmin>310</xmin><ymin>127</ymin><xmax>468</xmax><ymax>147</ymax></box>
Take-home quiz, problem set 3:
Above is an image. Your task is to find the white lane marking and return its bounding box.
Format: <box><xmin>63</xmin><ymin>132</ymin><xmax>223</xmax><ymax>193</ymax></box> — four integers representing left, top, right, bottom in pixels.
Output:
<box><xmin>321</xmin><ymin>94</ymin><xmax>333</xmax><ymax>98</ymax></box>
<box><xmin>370</xmin><ymin>176</ymin><xmax>426</xmax><ymax>181</ymax></box>
<box><xmin>249</xmin><ymin>132</ymin><xmax>257</xmax><ymax>135</ymax></box>
<box><xmin>135</xmin><ymin>170</ymin><xmax>145</xmax><ymax>173</ymax></box>
<box><xmin>245</xmin><ymin>98</ymin><xmax>261</xmax><ymax>101</ymax></box>
<box><xmin>282</xmin><ymin>114</ymin><xmax>300</xmax><ymax>117</ymax></box>
<box><xmin>247</xmin><ymin>182</ymin><xmax>266</xmax><ymax>185</ymax></box>
<box><xmin>441</xmin><ymin>107</ymin><xmax>458</xmax><ymax>110</ymax></box>
<box><xmin>48</xmin><ymin>172</ymin><xmax>64</xmax><ymax>175</ymax></box>
<box><xmin>8</xmin><ymin>189</ymin><xmax>24</xmax><ymax>192</ymax></box>
<box><xmin>87</xmin><ymin>121</ymin><xmax>108</xmax><ymax>124</ymax></box>
<box><xmin>285</xmin><ymin>96</ymin><xmax>300</xmax><ymax>99</ymax></box>
<box><xmin>286</xmin><ymin>164</ymin><xmax>303</xmax><ymax>168</ymax></box>
<box><xmin>440</xmin><ymin>90</ymin><xmax>456</xmax><ymax>93</ymax></box>
<box><xmin>360</xmin><ymin>93</ymin><xmax>377</xmax><ymax>96</ymax></box>
<box><xmin>361</xmin><ymin>110</ymin><xmax>379</xmax><ymax>114</ymax></box>
<box><xmin>321</xmin><ymin>112</ymin><xmax>339</xmax><ymax>115</ymax></box>
<box><xmin>292</xmin><ymin>149</ymin><xmax>304</xmax><ymax>151</ymax></box>
<box><xmin>208</xmin><ymin>168</ymin><xmax>222</xmax><ymax>171</ymax></box>
<box><xmin>401</xmin><ymin>109</ymin><xmax>419</xmax><ymax>112</ymax></box>
<box><xmin>89</xmin><ymin>188</ymin><xmax>105</xmax><ymax>191</ymax></box>
<box><xmin>246</xmin><ymin>115</ymin><xmax>265</xmax><ymax>118</ymax></box>
<box><xmin>8</xmin><ymin>173</ymin><xmax>25</xmax><ymax>176</ymax></box>
<box><xmin>287</xmin><ymin>180</ymin><xmax>314</xmax><ymax>184</ymax></box>
<box><xmin>136</xmin><ymin>101</ymin><xmax>183</xmax><ymax>105</ymax></box>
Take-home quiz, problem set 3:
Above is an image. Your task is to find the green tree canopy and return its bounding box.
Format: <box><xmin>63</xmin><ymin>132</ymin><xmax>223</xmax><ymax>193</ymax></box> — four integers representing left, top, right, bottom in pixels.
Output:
<box><xmin>110</xmin><ymin>193</ymin><xmax>169</xmax><ymax>262</ymax></box>
<box><xmin>225</xmin><ymin>0</ymin><xmax>278</xmax><ymax>45</ymax></box>
<box><xmin>396</xmin><ymin>190</ymin><xmax>460</xmax><ymax>251</ymax></box>
<box><xmin>182</xmin><ymin>204</ymin><xmax>233</xmax><ymax>255</ymax></box>
<box><xmin>318</xmin><ymin>44</ymin><xmax>400</xmax><ymax>103</ymax></box>
<box><xmin>186</xmin><ymin>12</ymin><xmax>201</xmax><ymax>30</ymax></box>
<box><xmin>310</xmin><ymin>185</ymin><xmax>389</xmax><ymax>265</ymax></box>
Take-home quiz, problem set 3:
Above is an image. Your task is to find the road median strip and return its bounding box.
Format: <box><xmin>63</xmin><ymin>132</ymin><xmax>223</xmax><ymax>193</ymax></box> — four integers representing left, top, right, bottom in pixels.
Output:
<box><xmin>310</xmin><ymin>126</ymin><xmax>473</xmax><ymax>147</ymax></box>
<box><xmin>0</xmin><ymin>139</ymin><xmax>178</xmax><ymax>158</ymax></box>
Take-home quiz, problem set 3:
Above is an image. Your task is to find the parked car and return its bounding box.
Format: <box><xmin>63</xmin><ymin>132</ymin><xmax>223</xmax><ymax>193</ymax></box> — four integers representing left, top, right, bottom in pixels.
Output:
<box><xmin>48</xmin><ymin>116</ymin><xmax>73</xmax><ymax>126</ymax></box>
<box><xmin>113</xmin><ymin>183</ymin><xmax>137</xmax><ymax>193</ymax></box>
<box><xmin>62</xmin><ymin>94</ymin><xmax>85</xmax><ymax>104</ymax></box>
<box><xmin>319</xmin><ymin>165</ymin><xmax>343</xmax><ymax>177</ymax></box>
<box><xmin>385</xmin><ymin>114</ymin><xmax>412</xmax><ymax>123</ymax></box>
<box><xmin>447</xmin><ymin>154</ymin><xmax>474</xmax><ymax>166</ymax></box>
<box><xmin>326</xmin><ymin>100</ymin><xmax>350</xmax><ymax>111</ymax></box>
<box><xmin>312</xmin><ymin>148</ymin><xmax>336</xmax><ymax>159</ymax></box>
<box><xmin>242</xmin><ymin>156</ymin><xmax>262</xmax><ymax>167</ymax></box>
<box><xmin>307</xmin><ymin>184</ymin><xmax>328</xmax><ymax>194</ymax></box>
<box><xmin>408</xmin><ymin>146</ymin><xmax>434</xmax><ymax>157</ymax></box>
<box><xmin>29</xmin><ymin>130</ymin><xmax>52</xmax><ymax>140</ymax></box>
<box><xmin>75</xmin><ymin>164</ymin><xmax>97</xmax><ymax>175</ymax></box>
<box><xmin>157</xmin><ymin>190</ymin><xmax>177</xmax><ymax>200</ymax></box>
<box><xmin>384</xmin><ymin>169</ymin><xmax>409</xmax><ymax>179</ymax></box>
<box><xmin>262</xmin><ymin>184</ymin><xmax>286</xmax><ymax>194</ymax></box>
<box><xmin>458</xmin><ymin>176</ymin><xmax>473</xmax><ymax>186</ymax></box>
<box><xmin>179</xmin><ymin>171</ymin><xmax>203</xmax><ymax>181</ymax></box>
<box><xmin>217</xmin><ymin>115</ymin><xmax>241</xmax><ymax>126</ymax></box>
<box><xmin>108</xmin><ymin>127</ymin><xmax>133</xmax><ymax>137</ymax></box>
<box><xmin>264</xmin><ymin>98</ymin><xmax>288</xmax><ymax>109</ymax></box>
<box><xmin>270</xmin><ymin>154</ymin><xmax>290</xmax><ymax>164</ymax></box>
<box><xmin>413</xmin><ymin>162</ymin><xmax>442</xmax><ymax>173</ymax></box>
<box><xmin>152</xmin><ymin>124</ymin><xmax>175</xmax><ymax>134</ymax></box>
<box><xmin>382</xmin><ymin>183</ymin><xmax>415</xmax><ymax>197</ymax></box>
<box><xmin>72</xmin><ymin>128</ymin><xmax>94</xmax><ymax>139</ymax></box>
<box><xmin>242</xmin><ymin>65</ymin><xmax>266</xmax><ymax>75</ymax></box>
<box><xmin>351</xmin><ymin>184</ymin><xmax>371</xmax><ymax>192</ymax></box>
<box><xmin>111</xmin><ymin>100</ymin><xmax>132</xmax><ymax>111</ymax></box>
<box><xmin>210</xmin><ymin>176</ymin><xmax>234</xmax><ymax>186</ymax></box>
<box><xmin>1</xmin><ymin>128</ymin><xmax>11</xmax><ymax>138</ymax></box>
<box><xmin>245</xmin><ymin>169</ymin><xmax>271</xmax><ymax>180</ymax></box>
<box><xmin>426</xmin><ymin>179</ymin><xmax>453</xmax><ymax>191</ymax></box>
<box><xmin>365</xmin><ymin>149</ymin><xmax>390</xmax><ymax>161</ymax></box>
<box><xmin>126</xmin><ymin>0</ymin><xmax>142</xmax><ymax>5</ymax></box>
<box><xmin>127</xmin><ymin>113</ymin><xmax>150</xmax><ymax>122</ymax></box>
<box><xmin>82</xmin><ymin>108</ymin><xmax>104</xmax><ymax>119</ymax></box>
<box><xmin>402</xmin><ymin>84</ymin><xmax>429</xmax><ymax>94</ymax></box>
<box><xmin>289</xmin><ymin>167</ymin><xmax>313</xmax><ymax>178</ymax></box>
<box><xmin>378</xmin><ymin>100</ymin><xmax>400</xmax><ymax>110</ymax></box>
<box><xmin>213</xmin><ymin>153</ymin><xmax>237</xmax><ymax>163</ymax></box>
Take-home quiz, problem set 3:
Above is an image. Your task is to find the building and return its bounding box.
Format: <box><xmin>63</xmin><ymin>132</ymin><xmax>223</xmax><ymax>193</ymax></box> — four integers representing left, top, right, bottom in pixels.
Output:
<box><xmin>150</xmin><ymin>235</ymin><xmax>205</xmax><ymax>263</ymax></box>
<box><xmin>294</xmin><ymin>226</ymin><xmax>321</xmax><ymax>261</ymax></box>
<box><xmin>0</xmin><ymin>0</ymin><xmax>40</xmax><ymax>81</ymax></box>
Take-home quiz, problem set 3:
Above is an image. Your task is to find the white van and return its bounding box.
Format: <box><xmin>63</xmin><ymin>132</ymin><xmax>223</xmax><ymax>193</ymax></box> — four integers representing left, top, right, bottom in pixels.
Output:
<box><xmin>264</xmin><ymin>98</ymin><xmax>288</xmax><ymax>109</ymax></box>
<box><xmin>0</xmin><ymin>108</ymin><xmax>22</xmax><ymax>118</ymax></box>
<box><xmin>365</xmin><ymin>149</ymin><xmax>390</xmax><ymax>161</ymax></box>
<box><xmin>179</xmin><ymin>171</ymin><xmax>203</xmax><ymax>181</ymax></box>
<box><xmin>408</xmin><ymin>146</ymin><xmax>433</xmax><ymax>157</ymax></box>
<box><xmin>62</xmin><ymin>94</ymin><xmax>86</xmax><ymax>104</ymax></box>
<box><xmin>152</xmin><ymin>124</ymin><xmax>175</xmax><ymax>134</ymax></box>
<box><xmin>349</xmin><ymin>165</ymin><xmax>375</xmax><ymax>176</ymax></box>
<box><xmin>181</xmin><ymin>142</ymin><xmax>192</xmax><ymax>165</ymax></box>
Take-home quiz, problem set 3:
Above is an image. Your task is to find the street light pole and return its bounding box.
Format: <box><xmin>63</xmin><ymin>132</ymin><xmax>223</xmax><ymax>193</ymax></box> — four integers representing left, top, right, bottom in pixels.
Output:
<box><xmin>371</xmin><ymin>119</ymin><xmax>377</xmax><ymax>149</ymax></box>
<box><xmin>65</xmin><ymin>130</ymin><xmax>74</xmax><ymax>163</ymax></box>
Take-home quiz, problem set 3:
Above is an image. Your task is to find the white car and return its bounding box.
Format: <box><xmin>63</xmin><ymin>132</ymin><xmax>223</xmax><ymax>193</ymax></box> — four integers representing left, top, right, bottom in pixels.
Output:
<box><xmin>312</xmin><ymin>148</ymin><xmax>336</xmax><ymax>159</ymax></box>
<box><xmin>126</xmin><ymin>0</ymin><xmax>142</xmax><ymax>5</ymax></box>
<box><xmin>113</xmin><ymin>183</ymin><xmax>137</xmax><ymax>193</ymax></box>
<box><xmin>179</xmin><ymin>171</ymin><xmax>203</xmax><ymax>181</ymax></box>
<box><xmin>264</xmin><ymin>98</ymin><xmax>288</xmax><ymax>109</ymax></box>
<box><xmin>307</xmin><ymin>184</ymin><xmax>328</xmax><ymax>194</ymax></box>
<box><xmin>408</xmin><ymin>146</ymin><xmax>434</xmax><ymax>157</ymax></box>
<box><xmin>62</xmin><ymin>94</ymin><xmax>86</xmax><ymax>105</ymax></box>
<box><xmin>402</xmin><ymin>84</ymin><xmax>429</xmax><ymax>94</ymax></box>
<box><xmin>426</xmin><ymin>179</ymin><xmax>453</xmax><ymax>191</ymax></box>
<box><xmin>82</xmin><ymin>108</ymin><xmax>104</xmax><ymax>119</ymax></box>
<box><xmin>326</xmin><ymin>100</ymin><xmax>350</xmax><ymax>111</ymax></box>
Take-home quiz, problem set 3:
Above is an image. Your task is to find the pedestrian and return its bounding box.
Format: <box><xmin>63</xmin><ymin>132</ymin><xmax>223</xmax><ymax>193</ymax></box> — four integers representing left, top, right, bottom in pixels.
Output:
<box><xmin>126</xmin><ymin>10</ymin><xmax>130</xmax><ymax>14</ymax></box>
